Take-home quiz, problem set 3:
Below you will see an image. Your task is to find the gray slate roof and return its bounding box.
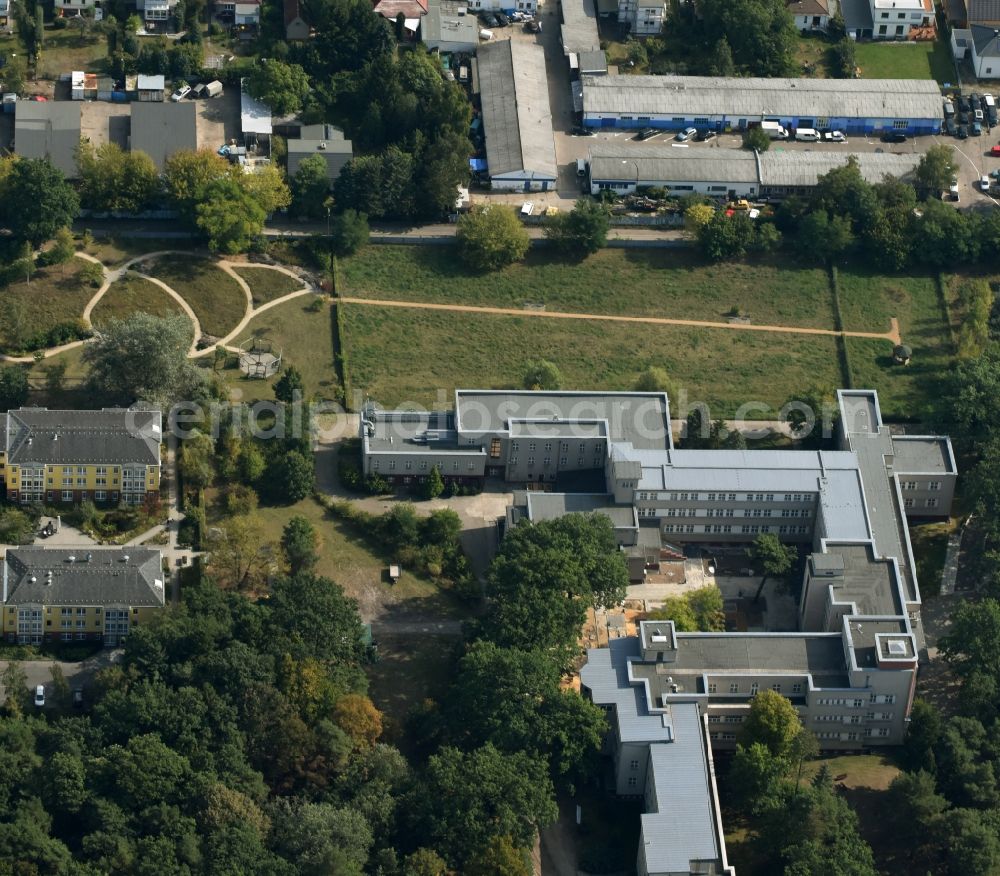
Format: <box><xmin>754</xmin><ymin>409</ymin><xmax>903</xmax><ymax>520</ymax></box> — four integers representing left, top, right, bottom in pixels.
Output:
<box><xmin>971</xmin><ymin>23</ymin><xmax>1000</xmax><ymax>54</ymax></box>
<box><xmin>2</xmin><ymin>409</ymin><xmax>162</xmax><ymax>467</ymax></box>
<box><xmin>522</xmin><ymin>492</ymin><xmax>638</xmax><ymax>529</ymax></box>
<box><xmin>287</xmin><ymin>124</ymin><xmax>354</xmax><ymax>182</ymax></box>
<box><xmin>842</xmin><ymin>0</ymin><xmax>874</xmax><ymax>30</ymax></box>
<box><xmin>14</xmin><ymin>102</ymin><xmax>82</xmax><ymax>178</ymax></box>
<box><xmin>581</xmin><ymin>75</ymin><xmax>943</xmax><ymax>121</ymax></box>
<box><xmin>4</xmin><ymin>548</ymin><xmax>165</xmax><ymax>607</ymax></box>
<box><xmin>478</xmin><ymin>39</ymin><xmax>557</xmax><ymax>181</ymax></box>
<box><xmin>967</xmin><ymin>0</ymin><xmax>1000</xmax><ymax>23</ymax></box>
<box><xmin>130</xmin><ymin>101</ymin><xmax>199</xmax><ymax>170</ymax></box>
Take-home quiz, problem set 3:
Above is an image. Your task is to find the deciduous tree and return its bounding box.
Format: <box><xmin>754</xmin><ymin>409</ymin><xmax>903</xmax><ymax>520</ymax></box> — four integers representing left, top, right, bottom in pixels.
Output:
<box><xmin>747</xmin><ymin>532</ymin><xmax>795</xmax><ymax>602</ymax></box>
<box><xmin>0</xmin><ymin>157</ymin><xmax>80</xmax><ymax>245</ymax></box>
<box><xmin>281</xmin><ymin>515</ymin><xmax>319</xmax><ymax>575</ymax></box>
<box><xmin>456</xmin><ymin>205</ymin><xmax>530</xmax><ymax>272</ymax></box>
<box><xmin>245</xmin><ymin>59</ymin><xmax>311</xmax><ymax>116</ymax></box>
<box><xmin>77</xmin><ymin>142</ymin><xmax>161</xmax><ymax>213</ymax></box>
<box><xmin>740</xmin><ymin>689</ymin><xmax>801</xmax><ymax>758</ymax></box>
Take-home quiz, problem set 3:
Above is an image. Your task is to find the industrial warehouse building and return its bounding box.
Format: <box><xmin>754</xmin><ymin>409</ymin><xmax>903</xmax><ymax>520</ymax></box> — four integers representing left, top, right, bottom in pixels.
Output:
<box><xmin>478</xmin><ymin>39</ymin><xmax>558</xmax><ymax>191</ymax></box>
<box><xmin>587</xmin><ymin>145</ymin><xmax>922</xmax><ymax>197</ymax></box>
<box><xmin>581</xmin><ymin>75</ymin><xmax>944</xmax><ymax>136</ymax></box>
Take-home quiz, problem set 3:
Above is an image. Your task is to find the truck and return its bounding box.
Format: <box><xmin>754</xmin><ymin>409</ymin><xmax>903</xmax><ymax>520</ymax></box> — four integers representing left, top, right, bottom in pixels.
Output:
<box><xmin>204</xmin><ymin>80</ymin><xmax>224</xmax><ymax>98</ymax></box>
<box><xmin>760</xmin><ymin>120</ymin><xmax>788</xmax><ymax>140</ymax></box>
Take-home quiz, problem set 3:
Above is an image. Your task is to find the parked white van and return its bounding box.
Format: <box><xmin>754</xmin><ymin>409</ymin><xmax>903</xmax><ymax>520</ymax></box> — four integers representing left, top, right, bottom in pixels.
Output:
<box><xmin>761</xmin><ymin>120</ymin><xmax>788</xmax><ymax>140</ymax></box>
<box><xmin>794</xmin><ymin>127</ymin><xmax>820</xmax><ymax>142</ymax></box>
<box><xmin>479</xmin><ymin>28</ymin><xmax>494</xmax><ymax>40</ymax></box>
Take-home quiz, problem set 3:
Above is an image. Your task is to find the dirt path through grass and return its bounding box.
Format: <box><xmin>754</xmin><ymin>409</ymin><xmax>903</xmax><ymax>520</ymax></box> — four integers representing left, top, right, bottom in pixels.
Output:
<box><xmin>338</xmin><ymin>296</ymin><xmax>903</xmax><ymax>344</ymax></box>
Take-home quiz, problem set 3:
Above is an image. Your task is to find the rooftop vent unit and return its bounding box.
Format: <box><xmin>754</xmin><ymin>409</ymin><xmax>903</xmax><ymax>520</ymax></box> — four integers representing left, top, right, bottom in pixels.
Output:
<box><xmin>318</xmin><ymin>142</ymin><xmax>327</xmax><ymax>150</ymax></box>
<box><xmin>67</xmin><ymin>556</ymin><xmax>76</xmax><ymax>563</ymax></box>
<box><xmin>887</xmin><ymin>639</ymin><xmax>908</xmax><ymax>657</ymax></box>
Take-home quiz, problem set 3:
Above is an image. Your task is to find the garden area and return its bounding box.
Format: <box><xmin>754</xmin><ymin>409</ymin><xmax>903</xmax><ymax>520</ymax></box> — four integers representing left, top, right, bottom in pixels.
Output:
<box><xmin>90</xmin><ymin>273</ymin><xmax>185</xmax><ymax>327</ymax></box>
<box><xmin>141</xmin><ymin>257</ymin><xmax>248</xmax><ymax>339</ymax></box>
<box><xmin>853</xmin><ymin>40</ymin><xmax>955</xmax><ymax>83</ymax></box>
<box><xmin>0</xmin><ymin>258</ymin><xmax>95</xmax><ymax>354</ymax></box>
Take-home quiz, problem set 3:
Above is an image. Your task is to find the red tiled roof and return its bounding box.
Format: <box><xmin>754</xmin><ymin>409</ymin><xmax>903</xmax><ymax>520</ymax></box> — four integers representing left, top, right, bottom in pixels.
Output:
<box><xmin>373</xmin><ymin>0</ymin><xmax>428</xmax><ymax>18</ymax></box>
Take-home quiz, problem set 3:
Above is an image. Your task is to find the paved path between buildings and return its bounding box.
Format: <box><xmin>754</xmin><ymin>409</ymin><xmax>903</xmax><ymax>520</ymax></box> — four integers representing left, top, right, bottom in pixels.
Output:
<box><xmin>940</xmin><ymin>525</ymin><xmax>965</xmax><ymax>597</ymax></box>
<box><xmin>338</xmin><ymin>297</ymin><xmax>903</xmax><ymax>344</ymax></box>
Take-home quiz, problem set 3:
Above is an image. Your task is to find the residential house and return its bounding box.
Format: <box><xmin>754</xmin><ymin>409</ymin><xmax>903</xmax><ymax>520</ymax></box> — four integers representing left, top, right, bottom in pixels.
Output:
<box><xmin>869</xmin><ymin>0</ymin><xmax>933</xmax><ymax>37</ymax></box>
<box><xmin>217</xmin><ymin>0</ymin><xmax>259</xmax><ymax>26</ymax></box>
<box><xmin>618</xmin><ymin>0</ymin><xmax>666</xmax><ymax>35</ymax></box>
<box><xmin>787</xmin><ymin>0</ymin><xmax>831</xmax><ymax>30</ymax></box>
<box><xmin>55</xmin><ymin>0</ymin><xmax>102</xmax><ymax>18</ymax></box>
<box><xmin>136</xmin><ymin>0</ymin><xmax>179</xmax><ymax>23</ymax></box>
<box><xmin>284</xmin><ymin>0</ymin><xmax>310</xmax><ymax>38</ymax></box>
<box><xmin>13</xmin><ymin>102</ymin><xmax>82</xmax><ymax>178</ymax></box>
<box><xmin>372</xmin><ymin>0</ymin><xmax>428</xmax><ymax>25</ymax></box>
<box><xmin>0</xmin><ymin>0</ymin><xmax>13</xmax><ymax>30</ymax></box>
<box><xmin>952</xmin><ymin>24</ymin><xmax>1000</xmax><ymax>76</ymax></box>
<box><xmin>129</xmin><ymin>101</ymin><xmax>198</xmax><ymax>170</ymax></box>
<box><xmin>286</xmin><ymin>124</ymin><xmax>354</xmax><ymax>186</ymax></box>
<box><xmin>0</xmin><ymin>408</ymin><xmax>162</xmax><ymax>506</ymax></box>
<box><xmin>2</xmin><ymin>548</ymin><xmax>165</xmax><ymax>646</ymax></box>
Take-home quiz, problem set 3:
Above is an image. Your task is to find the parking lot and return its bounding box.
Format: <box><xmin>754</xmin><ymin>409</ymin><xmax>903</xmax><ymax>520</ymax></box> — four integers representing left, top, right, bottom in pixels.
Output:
<box><xmin>555</xmin><ymin>122</ymin><xmax>1000</xmax><ymax>207</ymax></box>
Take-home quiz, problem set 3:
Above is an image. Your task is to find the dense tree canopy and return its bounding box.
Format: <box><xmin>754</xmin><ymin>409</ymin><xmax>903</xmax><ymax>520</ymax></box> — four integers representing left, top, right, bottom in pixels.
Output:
<box><xmin>479</xmin><ymin>514</ymin><xmax>629</xmax><ymax>661</ymax></box>
<box><xmin>0</xmin><ymin>157</ymin><xmax>80</xmax><ymax>245</ymax></box>
<box><xmin>456</xmin><ymin>205</ymin><xmax>530</xmax><ymax>272</ymax></box>
<box><xmin>77</xmin><ymin>142</ymin><xmax>161</xmax><ymax>214</ymax></box>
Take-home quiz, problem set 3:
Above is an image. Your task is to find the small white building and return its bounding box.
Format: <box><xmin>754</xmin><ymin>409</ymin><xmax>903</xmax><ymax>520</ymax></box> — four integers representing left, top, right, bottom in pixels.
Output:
<box><xmin>870</xmin><ymin>0</ymin><xmax>933</xmax><ymax>38</ymax></box>
<box><xmin>468</xmin><ymin>0</ymin><xmax>537</xmax><ymax>14</ymax></box>
<box><xmin>952</xmin><ymin>25</ymin><xmax>1000</xmax><ymax>78</ymax></box>
<box><xmin>787</xmin><ymin>0</ymin><xmax>831</xmax><ymax>30</ymax></box>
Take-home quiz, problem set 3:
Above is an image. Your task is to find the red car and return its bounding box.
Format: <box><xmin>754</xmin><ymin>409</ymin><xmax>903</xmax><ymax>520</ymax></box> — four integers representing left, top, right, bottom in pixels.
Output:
<box><xmin>991</xmin><ymin>143</ymin><xmax>1000</xmax><ymax>155</ymax></box>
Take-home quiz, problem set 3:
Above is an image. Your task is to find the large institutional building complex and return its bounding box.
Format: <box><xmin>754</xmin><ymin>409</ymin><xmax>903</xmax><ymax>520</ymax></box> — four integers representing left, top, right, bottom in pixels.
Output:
<box><xmin>363</xmin><ymin>387</ymin><xmax>956</xmax><ymax>876</ymax></box>
<box><xmin>0</xmin><ymin>408</ymin><xmax>162</xmax><ymax>507</ymax></box>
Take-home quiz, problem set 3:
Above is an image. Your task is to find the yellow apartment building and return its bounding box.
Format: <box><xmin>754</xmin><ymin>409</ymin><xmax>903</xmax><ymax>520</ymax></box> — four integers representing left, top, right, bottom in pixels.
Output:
<box><xmin>0</xmin><ymin>408</ymin><xmax>162</xmax><ymax>507</ymax></box>
<box><xmin>1</xmin><ymin>547</ymin><xmax>165</xmax><ymax>645</ymax></box>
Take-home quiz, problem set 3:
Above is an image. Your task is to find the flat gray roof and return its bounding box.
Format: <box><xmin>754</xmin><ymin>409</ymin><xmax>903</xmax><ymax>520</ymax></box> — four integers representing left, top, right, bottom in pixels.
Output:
<box><xmin>643</xmin><ymin>705</ymin><xmax>727</xmax><ymax>874</ymax></box>
<box><xmin>589</xmin><ymin>144</ymin><xmax>759</xmax><ymax>184</ymax></box>
<box><xmin>130</xmin><ymin>102</ymin><xmax>198</xmax><ymax>170</ymax></box>
<box><xmin>581</xmin><ymin>75</ymin><xmax>944</xmax><ymax>121</ymax></box>
<box><xmin>821</xmin><ymin>543</ymin><xmax>903</xmax><ymax>617</ymax></box>
<box><xmin>891</xmin><ymin>436</ymin><xmax>955</xmax><ymax>473</ymax></box>
<box><xmin>286</xmin><ymin>124</ymin><xmax>353</xmax><ymax>181</ymax></box>
<box><xmin>14</xmin><ymin>102</ymin><xmax>81</xmax><ymax>178</ymax></box>
<box><xmin>364</xmin><ymin>410</ymin><xmax>472</xmax><ymax>454</ymax></box>
<box><xmin>759</xmin><ymin>150</ymin><xmax>921</xmax><ymax>187</ymax></box>
<box><xmin>455</xmin><ymin>390</ymin><xmax>671</xmax><ymax>451</ymax></box>
<box><xmin>669</xmin><ymin>632</ymin><xmax>848</xmax><ymax>676</ymax></box>
<box><xmin>561</xmin><ymin>0</ymin><xmax>601</xmax><ymax>55</ymax></box>
<box><xmin>4</xmin><ymin>548</ymin><xmax>165</xmax><ymax>607</ymax></box>
<box><xmin>524</xmin><ymin>492</ymin><xmax>637</xmax><ymax>528</ymax></box>
<box><xmin>478</xmin><ymin>39</ymin><xmax>557</xmax><ymax>181</ymax></box>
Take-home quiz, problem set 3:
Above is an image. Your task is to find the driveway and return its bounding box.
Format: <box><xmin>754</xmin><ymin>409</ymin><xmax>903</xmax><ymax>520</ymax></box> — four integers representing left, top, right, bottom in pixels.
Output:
<box><xmin>0</xmin><ymin>649</ymin><xmax>122</xmax><ymax>707</ymax></box>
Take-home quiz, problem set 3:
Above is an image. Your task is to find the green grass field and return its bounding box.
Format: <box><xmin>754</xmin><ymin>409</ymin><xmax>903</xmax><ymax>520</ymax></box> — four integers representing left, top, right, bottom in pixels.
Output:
<box><xmin>91</xmin><ymin>274</ymin><xmax>185</xmax><ymax>328</ymax></box>
<box><xmin>146</xmin><ymin>257</ymin><xmax>247</xmax><ymax>338</ymax></box>
<box><xmin>342</xmin><ymin>247</ymin><xmax>838</xmax><ymax>329</ymax></box>
<box><xmin>839</xmin><ymin>270</ymin><xmax>953</xmax><ymax>420</ymax></box>
<box><xmin>855</xmin><ymin>40</ymin><xmax>954</xmax><ymax>83</ymax></box>
<box><xmin>341</xmin><ymin>304</ymin><xmax>844</xmax><ymax>416</ymax></box>
<box><xmin>232</xmin><ymin>266</ymin><xmax>306</xmax><ymax>305</ymax></box>
<box><xmin>84</xmin><ymin>237</ymin><xmax>184</xmax><ymax>268</ymax></box>
<box><xmin>216</xmin><ymin>297</ymin><xmax>337</xmax><ymax>402</ymax></box>
<box><xmin>0</xmin><ymin>259</ymin><xmax>93</xmax><ymax>352</ymax></box>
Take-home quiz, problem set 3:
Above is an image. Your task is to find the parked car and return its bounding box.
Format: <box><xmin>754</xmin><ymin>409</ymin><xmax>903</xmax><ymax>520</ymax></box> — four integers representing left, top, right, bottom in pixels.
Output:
<box><xmin>989</xmin><ymin>106</ymin><xmax>998</xmax><ymax>126</ymax></box>
<box><xmin>946</xmin><ymin>118</ymin><xmax>958</xmax><ymax>136</ymax></box>
<box><xmin>981</xmin><ymin>175</ymin><xmax>991</xmax><ymax>191</ymax></box>
<box><xmin>823</xmin><ymin>130</ymin><xmax>847</xmax><ymax>143</ymax></box>
<box><xmin>635</xmin><ymin>127</ymin><xmax>658</xmax><ymax>140</ymax></box>
<box><xmin>170</xmin><ymin>84</ymin><xmax>192</xmax><ymax>102</ymax></box>
<box><xmin>973</xmin><ymin>121</ymin><xmax>983</xmax><ymax>136</ymax></box>
<box><xmin>957</xmin><ymin>124</ymin><xmax>969</xmax><ymax>139</ymax></box>
<box><xmin>958</xmin><ymin>95</ymin><xmax>971</xmax><ymax>113</ymax></box>
<box><xmin>674</xmin><ymin>127</ymin><xmax>697</xmax><ymax>141</ymax></box>
<box><xmin>524</xmin><ymin>18</ymin><xmax>541</xmax><ymax>31</ymax></box>
<box><xmin>696</xmin><ymin>129</ymin><xmax>717</xmax><ymax>141</ymax></box>
<box><xmin>72</xmin><ymin>688</ymin><xmax>84</xmax><ymax>708</ymax></box>
<box><xmin>881</xmin><ymin>131</ymin><xmax>907</xmax><ymax>143</ymax></box>
<box><xmin>990</xmin><ymin>144</ymin><xmax>1000</xmax><ymax>155</ymax></box>
<box><xmin>975</xmin><ymin>108</ymin><xmax>985</xmax><ymax>121</ymax></box>
<box><xmin>34</xmin><ymin>686</ymin><xmax>45</xmax><ymax>708</ymax></box>
<box><xmin>495</xmin><ymin>11</ymin><xmax>509</xmax><ymax>25</ymax></box>
<box><xmin>572</xmin><ymin>125</ymin><xmax>595</xmax><ymax>136</ymax></box>
<box><xmin>950</xmin><ymin>177</ymin><xmax>960</xmax><ymax>195</ymax></box>
<box><xmin>943</xmin><ymin>99</ymin><xmax>955</xmax><ymax>117</ymax></box>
